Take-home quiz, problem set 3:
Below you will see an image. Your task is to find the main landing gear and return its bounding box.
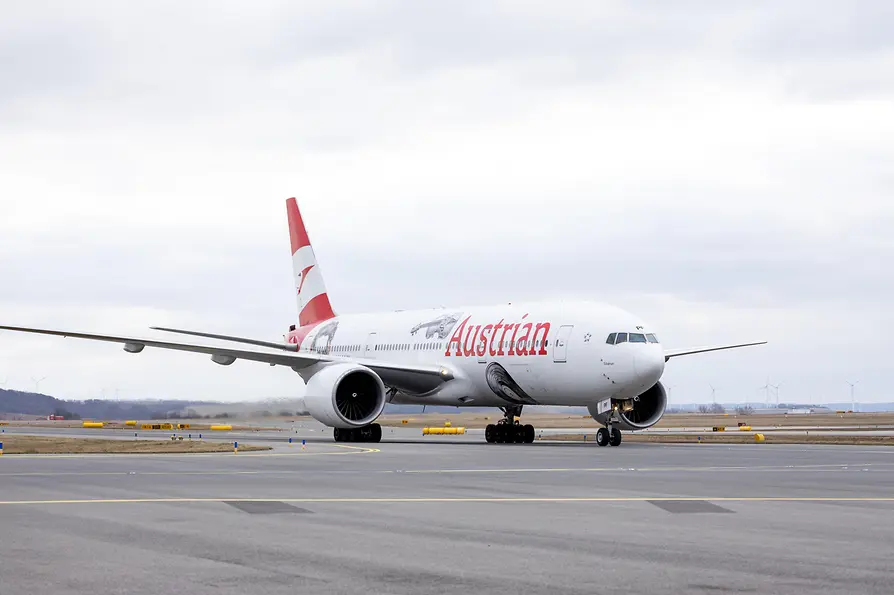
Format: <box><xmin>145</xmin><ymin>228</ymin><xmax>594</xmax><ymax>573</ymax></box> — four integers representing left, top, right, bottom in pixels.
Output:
<box><xmin>595</xmin><ymin>426</ymin><xmax>622</xmax><ymax>447</ymax></box>
<box><xmin>485</xmin><ymin>405</ymin><xmax>535</xmax><ymax>444</ymax></box>
<box><xmin>334</xmin><ymin>423</ymin><xmax>382</xmax><ymax>443</ymax></box>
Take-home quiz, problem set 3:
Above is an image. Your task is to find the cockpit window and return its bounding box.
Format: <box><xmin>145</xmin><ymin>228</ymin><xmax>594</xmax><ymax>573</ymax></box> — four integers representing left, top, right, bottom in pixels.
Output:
<box><xmin>646</xmin><ymin>333</ymin><xmax>659</xmax><ymax>343</ymax></box>
<box><xmin>606</xmin><ymin>332</ymin><xmax>617</xmax><ymax>345</ymax></box>
<box><xmin>629</xmin><ymin>333</ymin><xmax>647</xmax><ymax>343</ymax></box>
<box><xmin>615</xmin><ymin>332</ymin><xmax>628</xmax><ymax>344</ymax></box>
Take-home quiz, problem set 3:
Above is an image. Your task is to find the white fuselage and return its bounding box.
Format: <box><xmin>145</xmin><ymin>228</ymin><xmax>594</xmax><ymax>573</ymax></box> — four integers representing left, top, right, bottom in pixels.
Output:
<box><xmin>289</xmin><ymin>301</ymin><xmax>666</xmax><ymax>408</ymax></box>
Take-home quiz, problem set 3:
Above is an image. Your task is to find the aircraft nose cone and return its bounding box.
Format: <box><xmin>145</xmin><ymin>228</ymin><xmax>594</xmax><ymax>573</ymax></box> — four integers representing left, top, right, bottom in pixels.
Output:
<box><xmin>635</xmin><ymin>350</ymin><xmax>665</xmax><ymax>387</ymax></box>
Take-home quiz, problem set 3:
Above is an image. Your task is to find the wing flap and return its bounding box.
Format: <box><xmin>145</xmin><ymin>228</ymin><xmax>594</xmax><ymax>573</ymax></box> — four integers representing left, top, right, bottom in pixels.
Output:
<box><xmin>150</xmin><ymin>326</ymin><xmax>298</xmax><ymax>352</ymax></box>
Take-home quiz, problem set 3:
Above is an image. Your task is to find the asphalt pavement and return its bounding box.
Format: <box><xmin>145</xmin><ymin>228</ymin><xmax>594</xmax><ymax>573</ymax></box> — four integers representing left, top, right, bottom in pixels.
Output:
<box><xmin>1</xmin><ymin>436</ymin><xmax>893</xmax><ymax>594</ymax></box>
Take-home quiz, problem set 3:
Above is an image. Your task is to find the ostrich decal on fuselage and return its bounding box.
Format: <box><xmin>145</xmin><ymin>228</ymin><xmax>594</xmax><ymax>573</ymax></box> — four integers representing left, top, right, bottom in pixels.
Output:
<box><xmin>309</xmin><ymin>320</ymin><xmax>339</xmax><ymax>354</ymax></box>
<box><xmin>409</xmin><ymin>313</ymin><xmax>461</xmax><ymax>340</ymax></box>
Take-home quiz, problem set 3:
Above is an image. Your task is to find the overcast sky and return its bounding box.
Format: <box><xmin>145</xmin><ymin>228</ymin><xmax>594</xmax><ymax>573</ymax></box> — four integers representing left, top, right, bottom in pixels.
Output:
<box><xmin>1</xmin><ymin>1</ymin><xmax>892</xmax><ymax>405</ymax></box>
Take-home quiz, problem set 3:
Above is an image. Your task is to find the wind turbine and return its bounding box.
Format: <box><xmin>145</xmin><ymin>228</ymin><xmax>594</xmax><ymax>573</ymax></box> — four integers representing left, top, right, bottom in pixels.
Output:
<box><xmin>709</xmin><ymin>384</ymin><xmax>717</xmax><ymax>404</ymax></box>
<box><xmin>846</xmin><ymin>380</ymin><xmax>859</xmax><ymax>412</ymax></box>
<box><xmin>769</xmin><ymin>382</ymin><xmax>782</xmax><ymax>407</ymax></box>
<box><xmin>759</xmin><ymin>378</ymin><xmax>770</xmax><ymax>407</ymax></box>
<box><xmin>31</xmin><ymin>376</ymin><xmax>48</xmax><ymax>393</ymax></box>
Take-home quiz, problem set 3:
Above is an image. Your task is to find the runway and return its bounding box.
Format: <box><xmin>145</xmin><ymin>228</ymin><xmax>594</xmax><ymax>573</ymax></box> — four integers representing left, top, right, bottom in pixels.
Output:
<box><xmin>1</xmin><ymin>440</ymin><xmax>893</xmax><ymax>594</ymax></box>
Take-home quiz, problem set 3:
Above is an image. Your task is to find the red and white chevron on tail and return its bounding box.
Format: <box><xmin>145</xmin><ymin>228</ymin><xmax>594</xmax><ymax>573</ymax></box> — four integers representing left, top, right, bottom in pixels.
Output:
<box><xmin>287</xmin><ymin>198</ymin><xmax>336</xmax><ymax>327</ymax></box>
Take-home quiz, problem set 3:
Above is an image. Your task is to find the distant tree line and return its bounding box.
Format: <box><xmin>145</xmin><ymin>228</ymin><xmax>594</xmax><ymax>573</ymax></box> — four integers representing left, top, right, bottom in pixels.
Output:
<box><xmin>697</xmin><ymin>403</ymin><xmax>727</xmax><ymax>414</ymax></box>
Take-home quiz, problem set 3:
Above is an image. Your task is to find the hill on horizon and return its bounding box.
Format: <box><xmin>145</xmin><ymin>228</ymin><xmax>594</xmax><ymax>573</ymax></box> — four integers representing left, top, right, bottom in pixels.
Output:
<box><xmin>0</xmin><ymin>389</ymin><xmax>218</xmax><ymax>420</ymax></box>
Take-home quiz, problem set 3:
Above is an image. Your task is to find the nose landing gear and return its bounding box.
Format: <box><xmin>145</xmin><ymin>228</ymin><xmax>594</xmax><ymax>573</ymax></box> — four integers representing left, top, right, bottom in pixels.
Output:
<box><xmin>485</xmin><ymin>405</ymin><xmax>535</xmax><ymax>444</ymax></box>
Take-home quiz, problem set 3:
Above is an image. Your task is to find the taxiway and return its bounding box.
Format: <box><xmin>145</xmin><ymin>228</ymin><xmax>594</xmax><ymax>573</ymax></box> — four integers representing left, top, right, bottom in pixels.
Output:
<box><xmin>1</xmin><ymin>437</ymin><xmax>892</xmax><ymax>594</ymax></box>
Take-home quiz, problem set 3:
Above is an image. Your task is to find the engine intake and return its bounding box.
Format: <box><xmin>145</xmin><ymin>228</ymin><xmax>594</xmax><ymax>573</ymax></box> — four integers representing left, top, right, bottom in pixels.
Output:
<box><xmin>304</xmin><ymin>363</ymin><xmax>386</xmax><ymax>428</ymax></box>
<box><xmin>588</xmin><ymin>381</ymin><xmax>667</xmax><ymax>430</ymax></box>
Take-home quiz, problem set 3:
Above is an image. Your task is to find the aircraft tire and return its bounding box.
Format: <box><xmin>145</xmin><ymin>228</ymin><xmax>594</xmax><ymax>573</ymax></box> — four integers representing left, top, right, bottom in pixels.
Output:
<box><xmin>485</xmin><ymin>424</ymin><xmax>496</xmax><ymax>443</ymax></box>
<box><xmin>370</xmin><ymin>423</ymin><xmax>382</xmax><ymax>443</ymax></box>
<box><xmin>609</xmin><ymin>428</ymin><xmax>622</xmax><ymax>447</ymax></box>
<box><xmin>596</xmin><ymin>427</ymin><xmax>609</xmax><ymax>447</ymax></box>
<box><xmin>524</xmin><ymin>424</ymin><xmax>535</xmax><ymax>443</ymax></box>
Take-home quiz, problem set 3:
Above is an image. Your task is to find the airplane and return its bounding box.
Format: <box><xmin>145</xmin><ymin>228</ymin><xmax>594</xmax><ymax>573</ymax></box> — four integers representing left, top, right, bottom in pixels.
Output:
<box><xmin>0</xmin><ymin>198</ymin><xmax>766</xmax><ymax>446</ymax></box>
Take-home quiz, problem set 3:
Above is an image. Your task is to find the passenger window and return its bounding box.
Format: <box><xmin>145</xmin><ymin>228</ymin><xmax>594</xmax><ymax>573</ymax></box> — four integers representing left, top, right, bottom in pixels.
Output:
<box><xmin>606</xmin><ymin>333</ymin><xmax>617</xmax><ymax>345</ymax></box>
<box><xmin>630</xmin><ymin>333</ymin><xmax>647</xmax><ymax>343</ymax></box>
<box><xmin>616</xmin><ymin>332</ymin><xmax>628</xmax><ymax>344</ymax></box>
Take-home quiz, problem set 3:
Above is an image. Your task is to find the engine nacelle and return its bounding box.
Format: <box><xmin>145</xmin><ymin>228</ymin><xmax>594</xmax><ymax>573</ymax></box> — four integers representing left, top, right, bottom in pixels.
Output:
<box><xmin>588</xmin><ymin>381</ymin><xmax>667</xmax><ymax>431</ymax></box>
<box><xmin>304</xmin><ymin>363</ymin><xmax>387</xmax><ymax>429</ymax></box>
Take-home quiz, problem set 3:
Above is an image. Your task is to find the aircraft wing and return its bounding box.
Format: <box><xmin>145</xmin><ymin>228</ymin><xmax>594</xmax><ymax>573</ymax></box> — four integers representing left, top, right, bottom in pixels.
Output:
<box><xmin>664</xmin><ymin>341</ymin><xmax>767</xmax><ymax>361</ymax></box>
<box><xmin>0</xmin><ymin>325</ymin><xmax>454</xmax><ymax>393</ymax></box>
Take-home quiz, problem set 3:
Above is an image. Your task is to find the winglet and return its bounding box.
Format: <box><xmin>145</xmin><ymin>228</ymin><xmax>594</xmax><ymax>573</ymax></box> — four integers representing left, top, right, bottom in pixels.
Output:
<box><xmin>286</xmin><ymin>198</ymin><xmax>336</xmax><ymax>327</ymax></box>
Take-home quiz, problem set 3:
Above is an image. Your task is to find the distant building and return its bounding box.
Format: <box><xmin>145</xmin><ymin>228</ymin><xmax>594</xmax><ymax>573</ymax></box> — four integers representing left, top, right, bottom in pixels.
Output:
<box><xmin>784</xmin><ymin>407</ymin><xmax>832</xmax><ymax>415</ymax></box>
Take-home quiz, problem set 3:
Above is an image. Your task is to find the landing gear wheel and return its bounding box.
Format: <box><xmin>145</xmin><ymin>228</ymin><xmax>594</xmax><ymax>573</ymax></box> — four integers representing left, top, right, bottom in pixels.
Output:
<box><xmin>524</xmin><ymin>424</ymin><xmax>535</xmax><ymax>443</ymax></box>
<box><xmin>496</xmin><ymin>425</ymin><xmax>507</xmax><ymax>443</ymax></box>
<box><xmin>609</xmin><ymin>428</ymin><xmax>622</xmax><ymax>447</ymax></box>
<box><xmin>334</xmin><ymin>424</ymin><xmax>381</xmax><ymax>443</ymax></box>
<box><xmin>596</xmin><ymin>427</ymin><xmax>609</xmax><ymax>447</ymax></box>
<box><xmin>488</xmin><ymin>405</ymin><xmax>538</xmax><ymax>445</ymax></box>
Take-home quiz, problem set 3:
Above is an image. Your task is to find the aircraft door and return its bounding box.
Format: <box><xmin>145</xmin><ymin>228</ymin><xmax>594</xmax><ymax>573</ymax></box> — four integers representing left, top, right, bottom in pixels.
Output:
<box><xmin>365</xmin><ymin>332</ymin><xmax>377</xmax><ymax>359</ymax></box>
<box><xmin>553</xmin><ymin>325</ymin><xmax>573</xmax><ymax>363</ymax></box>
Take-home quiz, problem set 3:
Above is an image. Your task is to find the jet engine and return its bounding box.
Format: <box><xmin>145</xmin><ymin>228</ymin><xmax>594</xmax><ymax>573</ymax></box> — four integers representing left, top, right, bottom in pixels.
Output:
<box><xmin>588</xmin><ymin>381</ymin><xmax>667</xmax><ymax>430</ymax></box>
<box><xmin>304</xmin><ymin>363</ymin><xmax>387</xmax><ymax>429</ymax></box>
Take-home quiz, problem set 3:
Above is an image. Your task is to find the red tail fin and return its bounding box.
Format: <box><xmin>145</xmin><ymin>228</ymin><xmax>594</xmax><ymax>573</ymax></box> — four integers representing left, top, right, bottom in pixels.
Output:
<box><xmin>287</xmin><ymin>198</ymin><xmax>336</xmax><ymax>327</ymax></box>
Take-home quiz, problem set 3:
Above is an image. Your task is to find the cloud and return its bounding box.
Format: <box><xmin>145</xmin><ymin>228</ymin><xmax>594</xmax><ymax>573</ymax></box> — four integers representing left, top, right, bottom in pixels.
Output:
<box><xmin>0</xmin><ymin>1</ymin><xmax>891</xmax><ymax>405</ymax></box>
